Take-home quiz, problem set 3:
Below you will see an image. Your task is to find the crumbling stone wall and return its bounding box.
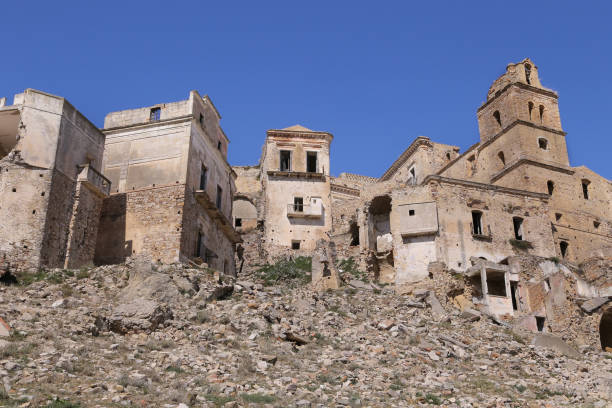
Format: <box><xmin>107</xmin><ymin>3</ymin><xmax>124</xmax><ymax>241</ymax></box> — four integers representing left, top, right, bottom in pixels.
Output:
<box><xmin>64</xmin><ymin>183</ymin><xmax>104</xmax><ymax>268</ymax></box>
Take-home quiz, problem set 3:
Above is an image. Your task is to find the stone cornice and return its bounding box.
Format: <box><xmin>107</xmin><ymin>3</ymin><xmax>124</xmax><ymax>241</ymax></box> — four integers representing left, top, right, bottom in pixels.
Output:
<box><xmin>478</xmin><ymin>82</ymin><xmax>558</xmax><ymax>113</ymax></box>
<box><xmin>102</xmin><ymin>115</ymin><xmax>193</xmax><ymax>134</ymax></box>
<box><xmin>266</xmin><ymin>129</ymin><xmax>333</xmax><ymax>142</ymax></box>
<box><xmin>380</xmin><ymin>136</ymin><xmax>433</xmax><ymax>181</ymax></box>
<box><xmin>331</xmin><ymin>183</ymin><xmax>360</xmax><ymax>197</ymax></box>
<box><xmin>423</xmin><ymin>175</ymin><xmax>551</xmax><ymax>200</ymax></box>
<box><xmin>267</xmin><ymin>170</ymin><xmax>326</xmax><ymax>181</ymax></box>
<box><xmin>490</xmin><ymin>155</ymin><xmax>575</xmax><ymax>183</ymax></box>
<box><xmin>480</xmin><ymin>120</ymin><xmax>566</xmax><ymax>152</ymax></box>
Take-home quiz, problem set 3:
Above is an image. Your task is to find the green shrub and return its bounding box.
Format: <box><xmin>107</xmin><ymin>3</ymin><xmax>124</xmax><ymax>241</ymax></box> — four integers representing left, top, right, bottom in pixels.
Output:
<box><xmin>509</xmin><ymin>239</ymin><xmax>533</xmax><ymax>250</ymax></box>
<box><xmin>337</xmin><ymin>257</ymin><xmax>367</xmax><ymax>281</ymax></box>
<box><xmin>256</xmin><ymin>256</ymin><xmax>311</xmax><ymax>286</ymax></box>
<box><xmin>424</xmin><ymin>393</ymin><xmax>442</xmax><ymax>405</ymax></box>
<box><xmin>44</xmin><ymin>399</ymin><xmax>81</xmax><ymax>408</ymax></box>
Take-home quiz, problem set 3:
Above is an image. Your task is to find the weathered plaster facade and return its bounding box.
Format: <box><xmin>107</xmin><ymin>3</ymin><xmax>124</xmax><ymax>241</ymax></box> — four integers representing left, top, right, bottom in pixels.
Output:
<box><xmin>95</xmin><ymin>91</ymin><xmax>239</xmax><ymax>274</ymax></box>
<box><xmin>0</xmin><ymin>89</ymin><xmax>108</xmax><ymax>271</ymax></box>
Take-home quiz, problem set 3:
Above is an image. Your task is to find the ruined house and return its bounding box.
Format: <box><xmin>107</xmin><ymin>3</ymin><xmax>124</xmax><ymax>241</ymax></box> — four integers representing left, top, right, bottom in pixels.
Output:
<box><xmin>0</xmin><ymin>89</ymin><xmax>109</xmax><ymax>271</ymax></box>
<box><xmin>94</xmin><ymin>91</ymin><xmax>240</xmax><ymax>274</ymax></box>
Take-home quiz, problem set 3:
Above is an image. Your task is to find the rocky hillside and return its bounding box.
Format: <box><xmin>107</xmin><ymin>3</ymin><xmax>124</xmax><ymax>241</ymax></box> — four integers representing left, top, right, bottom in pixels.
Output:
<box><xmin>0</xmin><ymin>259</ymin><xmax>610</xmax><ymax>407</ymax></box>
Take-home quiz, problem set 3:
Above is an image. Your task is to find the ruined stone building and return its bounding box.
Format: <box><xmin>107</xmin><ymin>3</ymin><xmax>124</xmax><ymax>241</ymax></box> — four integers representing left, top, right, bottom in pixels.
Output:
<box><xmin>0</xmin><ymin>89</ymin><xmax>109</xmax><ymax>271</ymax></box>
<box><xmin>94</xmin><ymin>91</ymin><xmax>240</xmax><ymax>274</ymax></box>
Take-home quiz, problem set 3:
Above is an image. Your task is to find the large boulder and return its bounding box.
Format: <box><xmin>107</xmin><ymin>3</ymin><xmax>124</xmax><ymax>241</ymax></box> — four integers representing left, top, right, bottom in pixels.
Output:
<box><xmin>105</xmin><ymin>299</ymin><xmax>173</xmax><ymax>334</ymax></box>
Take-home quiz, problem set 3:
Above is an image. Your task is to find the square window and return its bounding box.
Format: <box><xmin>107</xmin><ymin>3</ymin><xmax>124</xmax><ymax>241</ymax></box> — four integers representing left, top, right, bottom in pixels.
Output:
<box><xmin>150</xmin><ymin>107</ymin><xmax>161</xmax><ymax>121</ymax></box>
<box><xmin>235</xmin><ymin>218</ymin><xmax>242</xmax><ymax>227</ymax></box>
<box><xmin>409</xmin><ymin>209</ymin><xmax>415</xmax><ymax>216</ymax></box>
<box><xmin>293</xmin><ymin>197</ymin><xmax>304</xmax><ymax>212</ymax></box>
<box><xmin>291</xmin><ymin>241</ymin><xmax>300</xmax><ymax>250</ymax></box>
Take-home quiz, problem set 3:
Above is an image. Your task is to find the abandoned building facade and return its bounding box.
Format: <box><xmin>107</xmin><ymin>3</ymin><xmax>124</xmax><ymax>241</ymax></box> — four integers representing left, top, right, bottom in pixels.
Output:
<box><xmin>0</xmin><ymin>59</ymin><xmax>610</xmax><ymax>347</ymax></box>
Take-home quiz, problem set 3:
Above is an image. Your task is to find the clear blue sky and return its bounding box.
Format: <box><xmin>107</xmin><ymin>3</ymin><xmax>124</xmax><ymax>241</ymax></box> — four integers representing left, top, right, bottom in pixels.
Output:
<box><xmin>2</xmin><ymin>1</ymin><xmax>611</xmax><ymax>179</ymax></box>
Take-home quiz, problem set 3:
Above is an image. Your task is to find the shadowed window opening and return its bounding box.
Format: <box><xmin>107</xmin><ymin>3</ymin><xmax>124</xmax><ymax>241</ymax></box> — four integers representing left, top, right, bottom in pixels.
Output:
<box><xmin>472</xmin><ymin>211</ymin><xmax>483</xmax><ymax>235</ymax></box>
<box><xmin>199</xmin><ymin>113</ymin><xmax>204</xmax><ymax>127</ymax></box>
<box><xmin>196</xmin><ymin>231</ymin><xmax>203</xmax><ymax>258</ymax></box>
<box><xmin>306</xmin><ymin>151</ymin><xmax>317</xmax><ymax>173</ymax></box>
<box><xmin>493</xmin><ymin>110</ymin><xmax>502</xmax><ymax>127</ymax></box>
<box><xmin>498</xmin><ymin>151</ymin><xmax>505</xmax><ymax>166</ymax></box>
<box><xmin>486</xmin><ymin>271</ymin><xmax>506</xmax><ymax>296</ymax></box>
<box><xmin>216</xmin><ymin>185</ymin><xmax>222</xmax><ymax>209</ymax></box>
<box><xmin>513</xmin><ymin>217</ymin><xmax>524</xmax><ymax>240</ymax></box>
<box><xmin>291</xmin><ymin>240</ymin><xmax>300</xmax><ymax>250</ymax></box>
<box><xmin>528</xmin><ymin>101</ymin><xmax>534</xmax><ymax>119</ymax></box>
<box><xmin>582</xmin><ymin>179</ymin><xmax>590</xmax><ymax>199</ymax></box>
<box><xmin>539</xmin><ymin>105</ymin><xmax>544</xmax><ymax>123</ymax></box>
<box><xmin>594</xmin><ymin>221</ymin><xmax>600</xmax><ymax>229</ymax></box>
<box><xmin>217</xmin><ymin>141</ymin><xmax>222</xmax><ymax>151</ymax></box>
<box><xmin>293</xmin><ymin>197</ymin><xmax>303</xmax><ymax>212</ymax></box>
<box><xmin>280</xmin><ymin>150</ymin><xmax>291</xmax><ymax>171</ymax></box>
<box><xmin>536</xmin><ymin>316</ymin><xmax>546</xmax><ymax>332</ymax></box>
<box><xmin>150</xmin><ymin>107</ymin><xmax>161</xmax><ymax>122</ymax></box>
<box><xmin>446</xmin><ymin>152</ymin><xmax>451</xmax><ymax>160</ymax></box>
<box><xmin>235</xmin><ymin>218</ymin><xmax>242</xmax><ymax>227</ymax></box>
<box><xmin>199</xmin><ymin>165</ymin><xmax>207</xmax><ymax>190</ymax></box>
<box><xmin>555</xmin><ymin>213</ymin><xmax>562</xmax><ymax>221</ymax></box>
<box><xmin>349</xmin><ymin>222</ymin><xmax>360</xmax><ymax>246</ymax></box>
<box><xmin>511</xmin><ymin>282</ymin><xmax>519</xmax><ymax>310</ymax></box>
<box><xmin>538</xmin><ymin>138</ymin><xmax>548</xmax><ymax>150</ymax></box>
<box><xmin>560</xmin><ymin>241</ymin><xmax>568</xmax><ymax>258</ymax></box>
<box><xmin>525</xmin><ymin>63</ymin><xmax>532</xmax><ymax>84</ymax></box>
<box><xmin>547</xmin><ymin>180</ymin><xmax>554</xmax><ymax>195</ymax></box>
<box><xmin>409</xmin><ymin>209</ymin><xmax>415</xmax><ymax>216</ymax></box>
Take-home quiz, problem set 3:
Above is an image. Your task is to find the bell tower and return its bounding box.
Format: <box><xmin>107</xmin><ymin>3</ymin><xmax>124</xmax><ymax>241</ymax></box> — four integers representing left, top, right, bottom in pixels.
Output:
<box><xmin>476</xmin><ymin>59</ymin><xmax>569</xmax><ymax>168</ymax></box>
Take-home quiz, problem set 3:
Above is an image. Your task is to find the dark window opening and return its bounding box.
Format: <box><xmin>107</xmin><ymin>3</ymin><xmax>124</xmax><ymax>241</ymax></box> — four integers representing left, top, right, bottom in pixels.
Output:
<box><xmin>538</xmin><ymin>138</ymin><xmax>548</xmax><ymax>150</ymax></box>
<box><xmin>513</xmin><ymin>217</ymin><xmax>524</xmax><ymax>240</ymax></box>
<box><xmin>199</xmin><ymin>113</ymin><xmax>204</xmax><ymax>127</ymax></box>
<box><xmin>446</xmin><ymin>152</ymin><xmax>451</xmax><ymax>160</ymax></box>
<box><xmin>472</xmin><ymin>211</ymin><xmax>483</xmax><ymax>235</ymax></box>
<box><xmin>486</xmin><ymin>271</ymin><xmax>507</xmax><ymax>297</ymax></box>
<box><xmin>409</xmin><ymin>209</ymin><xmax>415</xmax><ymax>216</ymax></box>
<box><xmin>217</xmin><ymin>141</ymin><xmax>222</xmax><ymax>151</ymax></box>
<box><xmin>510</xmin><ymin>282</ymin><xmax>519</xmax><ymax>311</ymax></box>
<box><xmin>581</xmin><ymin>179</ymin><xmax>590</xmax><ymax>200</ymax></box>
<box><xmin>409</xmin><ymin>167</ymin><xmax>416</xmax><ymax>184</ymax></box>
<box><xmin>293</xmin><ymin>197</ymin><xmax>304</xmax><ymax>212</ymax></box>
<box><xmin>536</xmin><ymin>316</ymin><xmax>546</xmax><ymax>332</ymax></box>
<box><xmin>539</xmin><ymin>105</ymin><xmax>544</xmax><ymax>123</ymax></box>
<box><xmin>498</xmin><ymin>151</ymin><xmax>505</xmax><ymax>166</ymax></box>
<box><xmin>560</xmin><ymin>241</ymin><xmax>568</xmax><ymax>258</ymax></box>
<box><xmin>555</xmin><ymin>213</ymin><xmax>562</xmax><ymax>221</ymax></box>
<box><xmin>528</xmin><ymin>101</ymin><xmax>534</xmax><ymax>120</ymax></box>
<box><xmin>199</xmin><ymin>165</ymin><xmax>207</xmax><ymax>190</ymax></box>
<box><xmin>216</xmin><ymin>185</ymin><xmax>222</xmax><ymax>209</ymax></box>
<box><xmin>291</xmin><ymin>241</ymin><xmax>300</xmax><ymax>250</ymax></box>
<box><xmin>280</xmin><ymin>150</ymin><xmax>291</xmax><ymax>171</ymax></box>
<box><xmin>235</xmin><ymin>218</ymin><xmax>242</xmax><ymax>227</ymax></box>
<box><xmin>349</xmin><ymin>222</ymin><xmax>360</xmax><ymax>246</ymax></box>
<box><xmin>150</xmin><ymin>107</ymin><xmax>161</xmax><ymax>122</ymax></box>
<box><xmin>547</xmin><ymin>180</ymin><xmax>554</xmax><ymax>195</ymax></box>
<box><xmin>493</xmin><ymin>110</ymin><xmax>502</xmax><ymax>127</ymax></box>
<box><xmin>306</xmin><ymin>151</ymin><xmax>317</xmax><ymax>173</ymax></box>
<box><xmin>525</xmin><ymin>63</ymin><xmax>532</xmax><ymax>85</ymax></box>
<box><xmin>594</xmin><ymin>221</ymin><xmax>600</xmax><ymax>229</ymax></box>
<box><xmin>196</xmin><ymin>231</ymin><xmax>203</xmax><ymax>258</ymax></box>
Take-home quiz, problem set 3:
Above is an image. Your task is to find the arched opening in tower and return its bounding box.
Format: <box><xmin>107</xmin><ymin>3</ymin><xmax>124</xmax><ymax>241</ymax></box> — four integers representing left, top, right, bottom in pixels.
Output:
<box><xmin>600</xmin><ymin>307</ymin><xmax>612</xmax><ymax>351</ymax></box>
<box><xmin>0</xmin><ymin>108</ymin><xmax>20</xmax><ymax>159</ymax></box>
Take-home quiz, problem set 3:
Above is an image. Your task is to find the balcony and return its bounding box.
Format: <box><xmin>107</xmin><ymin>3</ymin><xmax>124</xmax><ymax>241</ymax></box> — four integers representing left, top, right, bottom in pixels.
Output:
<box><xmin>194</xmin><ymin>189</ymin><xmax>242</xmax><ymax>244</ymax></box>
<box><xmin>267</xmin><ymin>170</ymin><xmax>325</xmax><ymax>180</ymax></box>
<box><xmin>287</xmin><ymin>203</ymin><xmax>322</xmax><ymax>219</ymax></box>
<box><xmin>77</xmin><ymin>164</ymin><xmax>111</xmax><ymax>197</ymax></box>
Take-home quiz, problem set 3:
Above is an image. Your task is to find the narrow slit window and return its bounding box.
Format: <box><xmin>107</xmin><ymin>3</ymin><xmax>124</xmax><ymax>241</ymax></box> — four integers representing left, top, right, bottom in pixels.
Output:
<box><xmin>539</xmin><ymin>105</ymin><xmax>545</xmax><ymax>123</ymax></box>
<box><xmin>409</xmin><ymin>167</ymin><xmax>416</xmax><ymax>184</ymax></box>
<box><xmin>217</xmin><ymin>141</ymin><xmax>222</xmax><ymax>151</ymax></box>
<box><xmin>512</xmin><ymin>217</ymin><xmax>524</xmax><ymax>240</ymax></box>
<box><xmin>199</xmin><ymin>165</ymin><xmax>207</xmax><ymax>190</ymax></box>
<box><xmin>560</xmin><ymin>241</ymin><xmax>568</xmax><ymax>258</ymax></box>
<box><xmin>199</xmin><ymin>113</ymin><xmax>204</xmax><ymax>127</ymax></box>
<box><xmin>280</xmin><ymin>150</ymin><xmax>291</xmax><ymax>171</ymax></box>
<box><xmin>306</xmin><ymin>151</ymin><xmax>317</xmax><ymax>173</ymax></box>
<box><xmin>150</xmin><ymin>107</ymin><xmax>161</xmax><ymax>122</ymax></box>
<box><xmin>581</xmin><ymin>179</ymin><xmax>590</xmax><ymax>199</ymax></box>
<box><xmin>472</xmin><ymin>211</ymin><xmax>483</xmax><ymax>235</ymax></box>
<box><xmin>547</xmin><ymin>180</ymin><xmax>554</xmax><ymax>195</ymax></box>
<box><xmin>525</xmin><ymin>63</ymin><xmax>532</xmax><ymax>85</ymax></box>
<box><xmin>528</xmin><ymin>101</ymin><xmax>534</xmax><ymax>120</ymax></box>
<box><xmin>493</xmin><ymin>110</ymin><xmax>502</xmax><ymax>127</ymax></box>
<box><xmin>498</xmin><ymin>151</ymin><xmax>505</xmax><ymax>166</ymax></box>
<box><xmin>216</xmin><ymin>185</ymin><xmax>223</xmax><ymax>209</ymax></box>
<box><xmin>196</xmin><ymin>231</ymin><xmax>203</xmax><ymax>258</ymax></box>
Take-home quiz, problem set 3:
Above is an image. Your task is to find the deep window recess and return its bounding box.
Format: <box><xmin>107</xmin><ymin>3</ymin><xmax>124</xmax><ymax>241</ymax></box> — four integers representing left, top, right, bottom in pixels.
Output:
<box><xmin>510</xmin><ymin>282</ymin><xmax>519</xmax><ymax>310</ymax></box>
<box><xmin>409</xmin><ymin>167</ymin><xmax>416</xmax><ymax>184</ymax></box>
<box><xmin>536</xmin><ymin>316</ymin><xmax>546</xmax><ymax>332</ymax></box>
<box><xmin>560</xmin><ymin>241</ymin><xmax>568</xmax><ymax>258</ymax></box>
<box><xmin>512</xmin><ymin>217</ymin><xmax>524</xmax><ymax>240</ymax></box>
<box><xmin>280</xmin><ymin>150</ymin><xmax>291</xmax><ymax>171</ymax></box>
<box><xmin>150</xmin><ymin>107</ymin><xmax>161</xmax><ymax>122</ymax></box>
<box><xmin>538</xmin><ymin>138</ymin><xmax>548</xmax><ymax>149</ymax></box>
<box><xmin>293</xmin><ymin>197</ymin><xmax>304</xmax><ymax>212</ymax></box>
<box><xmin>199</xmin><ymin>113</ymin><xmax>204</xmax><ymax>127</ymax></box>
<box><xmin>547</xmin><ymin>180</ymin><xmax>554</xmax><ymax>195</ymax></box>
<box><xmin>486</xmin><ymin>271</ymin><xmax>507</xmax><ymax>297</ymax></box>
<box><xmin>581</xmin><ymin>179</ymin><xmax>590</xmax><ymax>200</ymax></box>
<box><xmin>493</xmin><ymin>110</ymin><xmax>502</xmax><ymax>127</ymax></box>
<box><xmin>235</xmin><ymin>218</ymin><xmax>242</xmax><ymax>227</ymax></box>
<box><xmin>216</xmin><ymin>185</ymin><xmax>222</xmax><ymax>209</ymax></box>
<box><xmin>525</xmin><ymin>64</ymin><xmax>532</xmax><ymax>84</ymax></box>
<box><xmin>528</xmin><ymin>101</ymin><xmax>534</xmax><ymax>119</ymax></box>
<box><xmin>291</xmin><ymin>241</ymin><xmax>300</xmax><ymax>250</ymax></box>
<box><xmin>539</xmin><ymin>105</ymin><xmax>545</xmax><ymax>123</ymax></box>
<box><xmin>498</xmin><ymin>151</ymin><xmax>505</xmax><ymax>166</ymax></box>
<box><xmin>409</xmin><ymin>209</ymin><xmax>415</xmax><ymax>216</ymax></box>
<box><xmin>306</xmin><ymin>151</ymin><xmax>318</xmax><ymax>173</ymax></box>
<box><xmin>199</xmin><ymin>165</ymin><xmax>207</xmax><ymax>190</ymax></box>
<box><xmin>472</xmin><ymin>211</ymin><xmax>483</xmax><ymax>235</ymax></box>
<box><xmin>217</xmin><ymin>141</ymin><xmax>222</xmax><ymax>151</ymax></box>
<box><xmin>349</xmin><ymin>222</ymin><xmax>360</xmax><ymax>246</ymax></box>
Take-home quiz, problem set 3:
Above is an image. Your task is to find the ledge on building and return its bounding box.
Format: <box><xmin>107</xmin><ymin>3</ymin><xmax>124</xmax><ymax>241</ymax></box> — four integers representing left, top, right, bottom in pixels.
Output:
<box><xmin>472</xmin><ymin>233</ymin><xmax>493</xmax><ymax>242</ymax></box>
<box><xmin>400</xmin><ymin>228</ymin><xmax>438</xmax><ymax>238</ymax></box>
<box><xmin>287</xmin><ymin>204</ymin><xmax>323</xmax><ymax>219</ymax></box>
<box><xmin>194</xmin><ymin>190</ymin><xmax>242</xmax><ymax>244</ymax></box>
<box><xmin>267</xmin><ymin>170</ymin><xmax>325</xmax><ymax>180</ymax></box>
<box><xmin>77</xmin><ymin>164</ymin><xmax>111</xmax><ymax>197</ymax></box>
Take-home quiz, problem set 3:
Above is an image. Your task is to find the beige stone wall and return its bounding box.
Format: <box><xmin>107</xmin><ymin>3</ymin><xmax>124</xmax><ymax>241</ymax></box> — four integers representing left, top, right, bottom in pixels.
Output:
<box><xmin>64</xmin><ymin>183</ymin><xmax>104</xmax><ymax>268</ymax></box>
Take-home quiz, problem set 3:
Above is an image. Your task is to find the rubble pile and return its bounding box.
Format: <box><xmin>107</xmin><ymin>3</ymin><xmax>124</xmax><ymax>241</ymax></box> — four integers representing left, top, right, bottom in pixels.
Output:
<box><xmin>0</xmin><ymin>260</ymin><xmax>610</xmax><ymax>407</ymax></box>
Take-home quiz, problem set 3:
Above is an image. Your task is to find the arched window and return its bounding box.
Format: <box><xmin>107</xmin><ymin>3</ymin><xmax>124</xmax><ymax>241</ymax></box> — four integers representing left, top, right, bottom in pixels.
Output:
<box><xmin>525</xmin><ymin>63</ymin><xmax>532</xmax><ymax>85</ymax></box>
<box><xmin>547</xmin><ymin>180</ymin><xmax>554</xmax><ymax>195</ymax></box>
<box><xmin>498</xmin><ymin>151</ymin><xmax>505</xmax><ymax>166</ymax></box>
<box><xmin>581</xmin><ymin>179</ymin><xmax>590</xmax><ymax>200</ymax></box>
<box><xmin>528</xmin><ymin>102</ymin><xmax>534</xmax><ymax>120</ymax></box>
<box><xmin>538</xmin><ymin>138</ymin><xmax>548</xmax><ymax>150</ymax></box>
<box><xmin>493</xmin><ymin>110</ymin><xmax>502</xmax><ymax>127</ymax></box>
<box><xmin>512</xmin><ymin>217</ymin><xmax>524</xmax><ymax>240</ymax></box>
<box><xmin>539</xmin><ymin>105</ymin><xmax>545</xmax><ymax>123</ymax></box>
